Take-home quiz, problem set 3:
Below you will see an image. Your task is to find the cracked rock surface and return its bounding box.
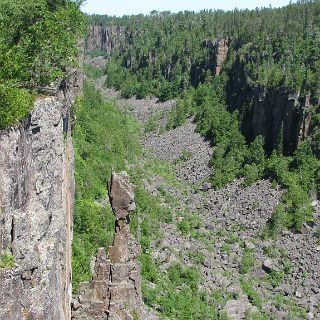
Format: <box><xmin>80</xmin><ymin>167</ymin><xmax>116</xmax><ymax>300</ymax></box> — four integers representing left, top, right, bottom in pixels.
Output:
<box><xmin>0</xmin><ymin>89</ymin><xmax>77</xmax><ymax>320</ymax></box>
<box><xmin>72</xmin><ymin>172</ymin><xmax>157</xmax><ymax>320</ymax></box>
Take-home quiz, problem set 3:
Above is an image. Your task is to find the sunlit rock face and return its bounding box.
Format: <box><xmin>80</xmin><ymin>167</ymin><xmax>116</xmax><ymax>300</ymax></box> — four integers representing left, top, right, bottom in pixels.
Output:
<box><xmin>72</xmin><ymin>172</ymin><xmax>157</xmax><ymax>320</ymax></box>
<box><xmin>0</xmin><ymin>71</ymin><xmax>82</xmax><ymax>320</ymax></box>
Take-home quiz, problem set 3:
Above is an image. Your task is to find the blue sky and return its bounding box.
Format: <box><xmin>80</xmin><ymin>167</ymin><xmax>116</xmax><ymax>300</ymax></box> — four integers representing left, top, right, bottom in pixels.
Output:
<box><xmin>82</xmin><ymin>0</ymin><xmax>292</xmax><ymax>16</ymax></box>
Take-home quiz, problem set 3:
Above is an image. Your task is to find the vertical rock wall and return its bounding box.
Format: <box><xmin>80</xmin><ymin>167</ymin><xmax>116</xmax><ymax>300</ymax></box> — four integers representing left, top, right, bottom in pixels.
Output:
<box><xmin>86</xmin><ymin>26</ymin><xmax>125</xmax><ymax>53</ymax></box>
<box><xmin>0</xmin><ymin>75</ymin><xmax>81</xmax><ymax>320</ymax></box>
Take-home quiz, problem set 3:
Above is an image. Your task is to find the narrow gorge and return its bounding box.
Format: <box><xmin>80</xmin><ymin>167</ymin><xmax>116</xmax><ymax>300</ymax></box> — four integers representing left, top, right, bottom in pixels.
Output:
<box><xmin>1</xmin><ymin>1</ymin><xmax>320</xmax><ymax>320</ymax></box>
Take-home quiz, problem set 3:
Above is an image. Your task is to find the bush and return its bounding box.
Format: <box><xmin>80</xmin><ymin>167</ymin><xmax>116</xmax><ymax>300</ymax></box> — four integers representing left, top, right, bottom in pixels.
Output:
<box><xmin>83</xmin><ymin>64</ymin><xmax>105</xmax><ymax>78</ymax></box>
<box><xmin>239</xmin><ymin>248</ymin><xmax>255</xmax><ymax>274</ymax></box>
<box><xmin>0</xmin><ymin>250</ymin><xmax>15</xmax><ymax>269</ymax></box>
<box><xmin>240</xmin><ymin>278</ymin><xmax>263</xmax><ymax>309</ymax></box>
<box><xmin>72</xmin><ymin>82</ymin><xmax>141</xmax><ymax>290</ymax></box>
<box><xmin>243</xmin><ymin>163</ymin><xmax>260</xmax><ymax>186</ymax></box>
<box><xmin>0</xmin><ymin>0</ymin><xmax>85</xmax><ymax>127</ymax></box>
<box><xmin>0</xmin><ymin>85</ymin><xmax>35</xmax><ymax>128</ymax></box>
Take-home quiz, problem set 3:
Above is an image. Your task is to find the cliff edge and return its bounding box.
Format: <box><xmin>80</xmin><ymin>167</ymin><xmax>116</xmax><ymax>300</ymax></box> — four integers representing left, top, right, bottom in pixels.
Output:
<box><xmin>0</xmin><ymin>72</ymin><xmax>81</xmax><ymax>320</ymax></box>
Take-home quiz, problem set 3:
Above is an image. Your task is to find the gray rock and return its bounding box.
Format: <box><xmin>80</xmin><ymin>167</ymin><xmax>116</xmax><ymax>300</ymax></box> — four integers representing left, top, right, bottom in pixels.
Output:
<box><xmin>202</xmin><ymin>182</ymin><xmax>212</xmax><ymax>192</ymax></box>
<box><xmin>262</xmin><ymin>258</ymin><xmax>280</xmax><ymax>273</ymax></box>
<box><xmin>71</xmin><ymin>299</ymin><xmax>81</xmax><ymax>311</ymax></box>
<box><xmin>0</xmin><ymin>83</ymin><xmax>78</xmax><ymax>320</ymax></box>
<box><xmin>245</xmin><ymin>241</ymin><xmax>255</xmax><ymax>250</ymax></box>
<box><xmin>224</xmin><ymin>296</ymin><xmax>253</xmax><ymax>320</ymax></box>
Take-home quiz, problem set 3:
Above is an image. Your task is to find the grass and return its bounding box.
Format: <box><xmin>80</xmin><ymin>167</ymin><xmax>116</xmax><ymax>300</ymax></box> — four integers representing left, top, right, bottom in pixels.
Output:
<box><xmin>240</xmin><ymin>277</ymin><xmax>263</xmax><ymax>309</ymax></box>
<box><xmin>0</xmin><ymin>250</ymin><xmax>15</xmax><ymax>269</ymax></box>
<box><xmin>239</xmin><ymin>248</ymin><xmax>256</xmax><ymax>274</ymax></box>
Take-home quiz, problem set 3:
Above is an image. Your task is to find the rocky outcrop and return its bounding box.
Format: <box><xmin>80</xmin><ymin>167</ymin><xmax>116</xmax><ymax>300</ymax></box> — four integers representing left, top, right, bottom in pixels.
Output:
<box><xmin>204</xmin><ymin>37</ymin><xmax>230</xmax><ymax>75</ymax></box>
<box><xmin>251</xmin><ymin>88</ymin><xmax>304</xmax><ymax>154</ymax></box>
<box><xmin>0</xmin><ymin>72</ymin><xmax>81</xmax><ymax>320</ymax></box>
<box><xmin>226</xmin><ymin>60</ymin><xmax>314</xmax><ymax>154</ymax></box>
<box><xmin>72</xmin><ymin>172</ymin><xmax>156</xmax><ymax>320</ymax></box>
<box><xmin>86</xmin><ymin>26</ymin><xmax>125</xmax><ymax>53</ymax></box>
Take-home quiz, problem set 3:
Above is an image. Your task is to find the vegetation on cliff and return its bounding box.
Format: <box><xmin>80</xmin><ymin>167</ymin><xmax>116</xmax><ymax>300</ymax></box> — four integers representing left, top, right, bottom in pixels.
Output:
<box><xmin>90</xmin><ymin>1</ymin><xmax>319</xmax><ymax>106</ymax></box>
<box><xmin>0</xmin><ymin>0</ymin><xmax>85</xmax><ymax>128</ymax></box>
<box><xmin>166</xmin><ymin>80</ymin><xmax>319</xmax><ymax>234</ymax></box>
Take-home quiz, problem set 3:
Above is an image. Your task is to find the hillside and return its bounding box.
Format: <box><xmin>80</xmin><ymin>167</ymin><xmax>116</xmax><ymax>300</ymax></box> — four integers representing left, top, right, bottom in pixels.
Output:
<box><xmin>71</xmin><ymin>51</ymin><xmax>320</xmax><ymax>319</ymax></box>
<box><xmin>78</xmin><ymin>2</ymin><xmax>320</xmax><ymax>318</ymax></box>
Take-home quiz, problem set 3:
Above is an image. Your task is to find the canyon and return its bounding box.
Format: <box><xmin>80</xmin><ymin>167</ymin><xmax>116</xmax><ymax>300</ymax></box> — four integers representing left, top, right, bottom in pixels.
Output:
<box><xmin>0</xmin><ymin>6</ymin><xmax>319</xmax><ymax>319</ymax></box>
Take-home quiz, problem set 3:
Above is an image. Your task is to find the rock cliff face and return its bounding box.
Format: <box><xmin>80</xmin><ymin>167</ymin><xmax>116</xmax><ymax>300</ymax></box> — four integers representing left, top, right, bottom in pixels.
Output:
<box><xmin>203</xmin><ymin>37</ymin><xmax>230</xmax><ymax>75</ymax></box>
<box><xmin>0</xmin><ymin>74</ymin><xmax>81</xmax><ymax>320</ymax></box>
<box><xmin>72</xmin><ymin>172</ymin><xmax>156</xmax><ymax>320</ymax></box>
<box><xmin>250</xmin><ymin>88</ymin><xmax>312</xmax><ymax>154</ymax></box>
<box><xmin>225</xmin><ymin>53</ymin><xmax>313</xmax><ymax>154</ymax></box>
<box><xmin>86</xmin><ymin>26</ymin><xmax>125</xmax><ymax>53</ymax></box>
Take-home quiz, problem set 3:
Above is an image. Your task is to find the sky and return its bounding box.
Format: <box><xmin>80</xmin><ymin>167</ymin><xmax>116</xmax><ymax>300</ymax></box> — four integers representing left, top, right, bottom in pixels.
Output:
<box><xmin>81</xmin><ymin>0</ymin><xmax>292</xmax><ymax>16</ymax></box>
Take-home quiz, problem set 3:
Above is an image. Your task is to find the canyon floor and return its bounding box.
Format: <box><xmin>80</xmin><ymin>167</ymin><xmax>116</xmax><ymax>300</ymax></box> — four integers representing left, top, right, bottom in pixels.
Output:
<box><xmin>87</xmin><ymin>57</ymin><xmax>320</xmax><ymax>320</ymax></box>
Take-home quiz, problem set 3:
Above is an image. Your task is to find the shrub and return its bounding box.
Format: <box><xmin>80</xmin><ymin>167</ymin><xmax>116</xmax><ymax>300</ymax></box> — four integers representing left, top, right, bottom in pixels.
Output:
<box><xmin>0</xmin><ymin>85</ymin><xmax>35</xmax><ymax>128</ymax></box>
<box><xmin>0</xmin><ymin>0</ymin><xmax>85</xmax><ymax>127</ymax></box>
<box><xmin>240</xmin><ymin>278</ymin><xmax>263</xmax><ymax>309</ymax></box>
<box><xmin>239</xmin><ymin>248</ymin><xmax>256</xmax><ymax>274</ymax></box>
<box><xmin>0</xmin><ymin>250</ymin><xmax>15</xmax><ymax>269</ymax></box>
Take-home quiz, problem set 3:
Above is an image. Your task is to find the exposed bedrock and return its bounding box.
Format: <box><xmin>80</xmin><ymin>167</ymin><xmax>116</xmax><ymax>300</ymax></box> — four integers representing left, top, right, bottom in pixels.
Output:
<box><xmin>72</xmin><ymin>172</ymin><xmax>157</xmax><ymax>320</ymax></box>
<box><xmin>226</xmin><ymin>55</ymin><xmax>314</xmax><ymax>154</ymax></box>
<box><xmin>0</xmin><ymin>72</ymin><xmax>81</xmax><ymax>320</ymax></box>
<box><xmin>86</xmin><ymin>25</ymin><xmax>125</xmax><ymax>53</ymax></box>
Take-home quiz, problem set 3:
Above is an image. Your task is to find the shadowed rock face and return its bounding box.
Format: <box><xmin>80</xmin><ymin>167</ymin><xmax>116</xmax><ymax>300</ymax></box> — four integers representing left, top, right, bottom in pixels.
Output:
<box><xmin>72</xmin><ymin>172</ymin><xmax>157</xmax><ymax>320</ymax></box>
<box><xmin>203</xmin><ymin>37</ymin><xmax>230</xmax><ymax>75</ymax></box>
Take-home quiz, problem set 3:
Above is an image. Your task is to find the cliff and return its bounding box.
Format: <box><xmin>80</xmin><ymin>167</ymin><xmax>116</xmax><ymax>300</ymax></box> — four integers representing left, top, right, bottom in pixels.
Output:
<box><xmin>203</xmin><ymin>37</ymin><xmax>230</xmax><ymax>76</ymax></box>
<box><xmin>0</xmin><ymin>72</ymin><xmax>81</xmax><ymax>320</ymax></box>
<box><xmin>225</xmin><ymin>52</ymin><xmax>314</xmax><ymax>154</ymax></box>
<box><xmin>72</xmin><ymin>172</ymin><xmax>156</xmax><ymax>320</ymax></box>
<box><xmin>86</xmin><ymin>26</ymin><xmax>125</xmax><ymax>53</ymax></box>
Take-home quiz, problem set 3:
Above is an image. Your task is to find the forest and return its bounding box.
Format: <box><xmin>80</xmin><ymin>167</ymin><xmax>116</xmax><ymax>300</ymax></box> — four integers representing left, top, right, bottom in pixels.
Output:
<box><xmin>87</xmin><ymin>0</ymin><xmax>320</xmax><ymax>236</ymax></box>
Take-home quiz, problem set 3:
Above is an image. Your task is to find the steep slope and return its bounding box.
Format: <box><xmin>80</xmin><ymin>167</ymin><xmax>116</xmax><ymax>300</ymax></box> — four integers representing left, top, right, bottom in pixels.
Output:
<box><xmin>86</xmin><ymin>59</ymin><xmax>320</xmax><ymax>319</ymax></box>
<box><xmin>0</xmin><ymin>73</ymin><xmax>81</xmax><ymax>319</ymax></box>
<box><xmin>87</xmin><ymin>1</ymin><xmax>320</xmax><ymax>156</ymax></box>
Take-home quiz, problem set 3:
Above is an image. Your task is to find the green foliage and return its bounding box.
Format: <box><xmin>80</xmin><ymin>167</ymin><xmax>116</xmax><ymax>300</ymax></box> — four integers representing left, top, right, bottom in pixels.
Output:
<box><xmin>0</xmin><ymin>0</ymin><xmax>85</xmax><ymax>87</ymax></box>
<box><xmin>245</xmin><ymin>310</ymin><xmax>269</xmax><ymax>320</ymax></box>
<box><xmin>239</xmin><ymin>248</ymin><xmax>255</xmax><ymax>274</ymax></box>
<box><xmin>0</xmin><ymin>0</ymin><xmax>85</xmax><ymax>128</ymax></box>
<box><xmin>72</xmin><ymin>81</ymin><xmax>141</xmax><ymax>290</ymax></box>
<box><xmin>140</xmin><ymin>261</ymin><xmax>219</xmax><ymax>319</ymax></box>
<box><xmin>0</xmin><ymin>250</ymin><xmax>15</xmax><ymax>269</ymax></box>
<box><xmin>240</xmin><ymin>278</ymin><xmax>263</xmax><ymax>309</ymax></box>
<box><xmin>89</xmin><ymin>4</ymin><xmax>320</xmax><ymax>237</ymax></box>
<box><xmin>177</xmin><ymin>212</ymin><xmax>203</xmax><ymax>236</ymax></box>
<box><xmin>263</xmin><ymin>141</ymin><xmax>318</xmax><ymax>235</ymax></box>
<box><xmin>83</xmin><ymin>64</ymin><xmax>105</xmax><ymax>78</ymax></box>
<box><xmin>267</xmin><ymin>270</ymin><xmax>285</xmax><ymax>287</ymax></box>
<box><xmin>92</xmin><ymin>2</ymin><xmax>319</xmax><ymax>106</ymax></box>
<box><xmin>0</xmin><ymin>85</ymin><xmax>35</xmax><ymax>128</ymax></box>
<box><xmin>263</xmin><ymin>203</ymin><xmax>287</xmax><ymax>238</ymax></box>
